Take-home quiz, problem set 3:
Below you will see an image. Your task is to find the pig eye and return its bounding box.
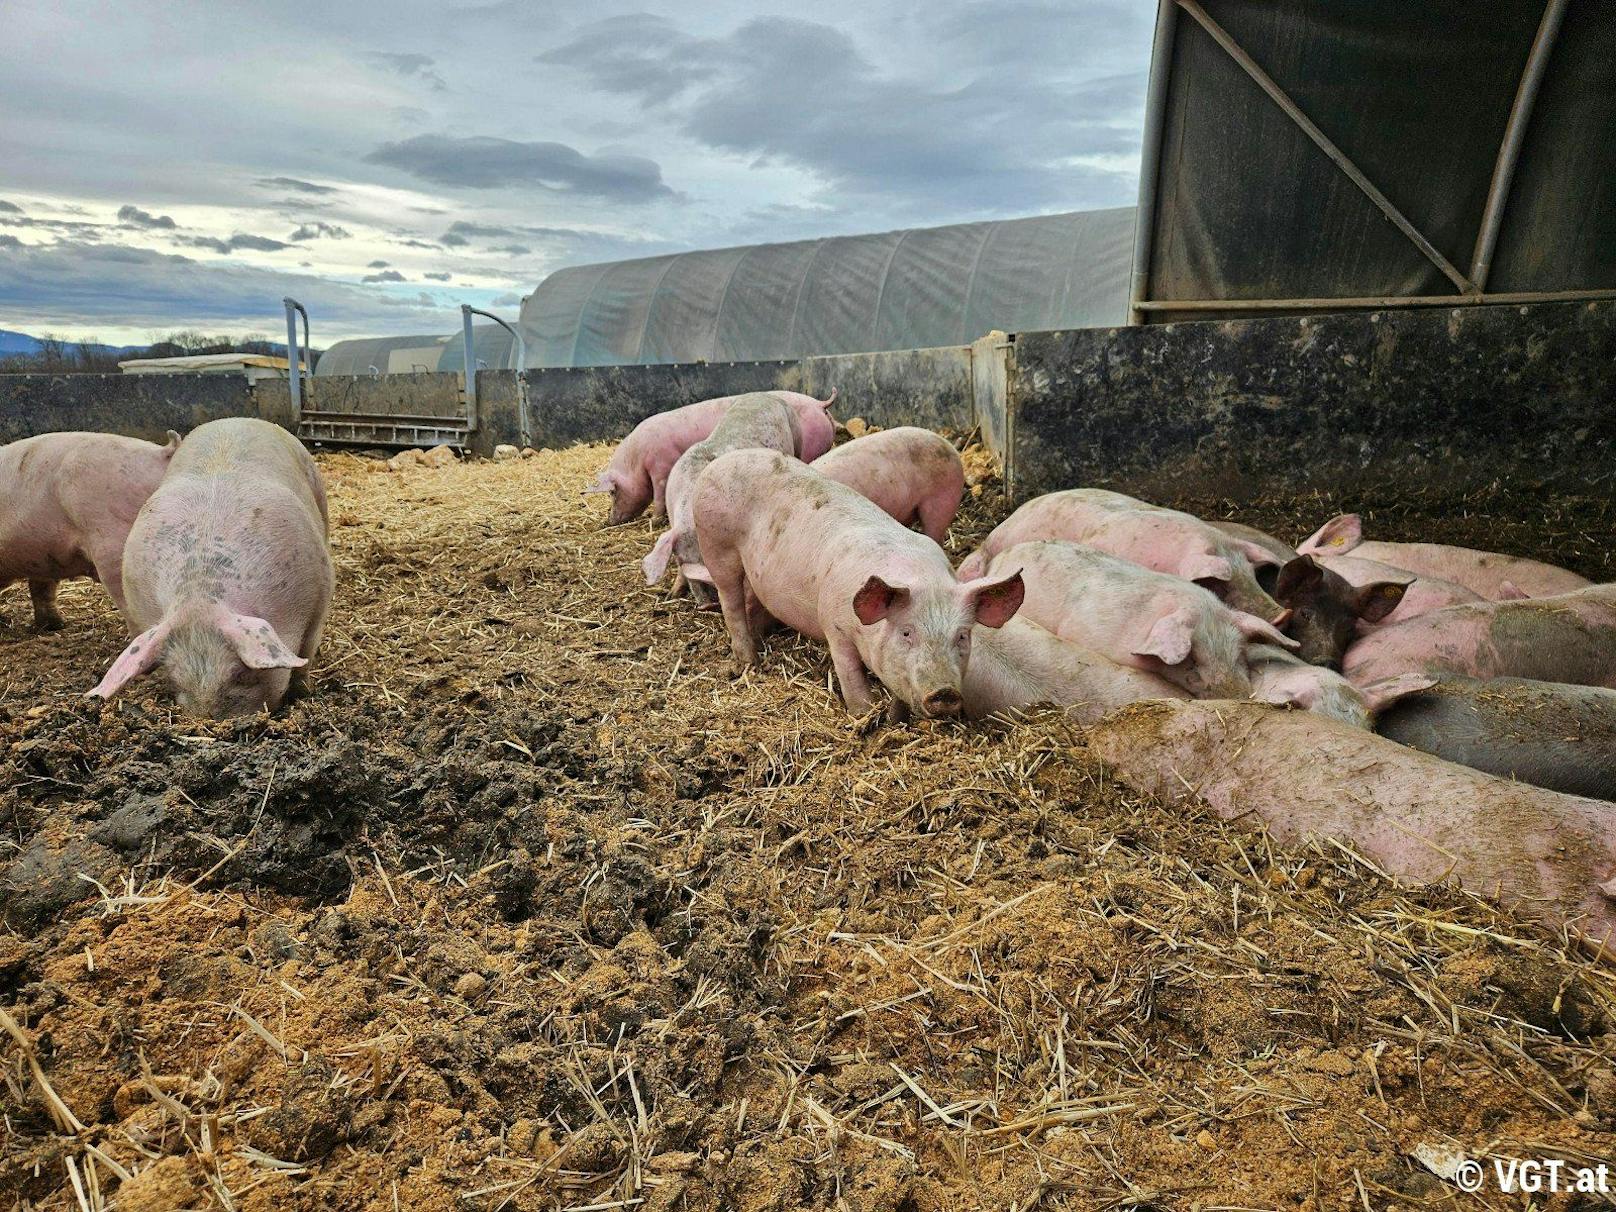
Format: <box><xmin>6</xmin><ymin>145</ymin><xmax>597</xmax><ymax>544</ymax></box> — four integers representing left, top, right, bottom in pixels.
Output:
<box><xmin>900</xmin><ymin>627</ymin><xmax>914</xmax><ymax>640</ymax></box>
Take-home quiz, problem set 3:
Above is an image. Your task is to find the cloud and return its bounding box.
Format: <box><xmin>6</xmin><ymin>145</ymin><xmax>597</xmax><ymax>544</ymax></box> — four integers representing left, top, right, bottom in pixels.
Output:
<box><xmin>364</xmin><ymin>133</ymin><xmax>672</xmax><ymax>200</ymax></box>
<box><xmin>440</xmin><ymin>220</ymin><xmax>515</xmax><ymax>246</ymax></box>
<box><xmin>367</xmin><ymin>259</ymin><xmax>390</xmax><ymax>268</ymax></box>
<box><xmin>117</xmin><ymin>204</ymin><xmax>177</xmax><ymax>230</ymax></box>
<box><xmin>289</xmin><ymin>221</ymin><xmax>351</xmax><ymax>240</ymax></box>
<box><xmin>0</xmin><ymin>234</ymin><xmax>21</xmax><ymax>249</ymax></box>
<box><xmin>489</xmin><ymin>293</ymin><xmax>522</xmax><ymax>306</ymax></box>
<box><xmin>366</xmin><ymin>51</ymin><xmax>447</xmax><ymax>91</ymax></box>
<box><xmin>488</xmin><ymin>243</ymin><xmax>531</xmax><ymax>256</ymax></box>
<box><xmin>423</xmin><ymin>271</ymin><xmax>451</xmax><ymax>281</ymax></box>
<box><xmin>362</xmin><ymin>269</ymin><xmax>406</xmax><ymax>283</ymax></box>
<box><xmin>0</xmin><ymin>239</ymin><xmax>454</xmax><ymax>337</ymax></box>
<box><xmin>0</xmin><ymin>200</ymin><xmax>22</xmax><ymax>214</ymax></box>
<box><xmin>178</xmin><ymin>233</ymin><xmax>291</xmax><ymax>254</ymax></box>
<box><xmin>255</xmin><ymin>176</ymin><xmax>338</xmax><ymax>195</ymax></box>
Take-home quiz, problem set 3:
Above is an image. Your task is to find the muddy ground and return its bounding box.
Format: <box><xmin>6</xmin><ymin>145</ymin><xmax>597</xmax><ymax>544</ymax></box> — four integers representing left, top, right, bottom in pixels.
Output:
<box><xmin>2</xmin><ymin>440</ymin><xmax>1614</xmax><ymax>1212</ymax></box>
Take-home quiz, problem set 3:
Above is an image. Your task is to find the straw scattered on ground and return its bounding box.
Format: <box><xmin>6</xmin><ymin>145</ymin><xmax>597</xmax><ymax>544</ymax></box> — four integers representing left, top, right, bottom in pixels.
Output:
<box><xmin>2</xmin><ymin>439</ymin><xmax>1614</xmax><ymax>1212</ymax></box>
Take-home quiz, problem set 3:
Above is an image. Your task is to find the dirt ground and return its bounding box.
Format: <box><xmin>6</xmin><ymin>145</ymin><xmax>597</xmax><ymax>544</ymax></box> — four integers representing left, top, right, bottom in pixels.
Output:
<box><xmin>2</xmin><ymin>439</ymin><xmax>1614</xmax><ymax>1212</ymax></box>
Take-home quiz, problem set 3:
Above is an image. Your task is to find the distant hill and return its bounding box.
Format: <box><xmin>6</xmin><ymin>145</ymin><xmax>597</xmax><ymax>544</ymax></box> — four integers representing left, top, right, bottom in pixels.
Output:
<box><xmin>0</xmin><ymin>330</ymin><xmax>146</xmax><ymax>357</ymax></box>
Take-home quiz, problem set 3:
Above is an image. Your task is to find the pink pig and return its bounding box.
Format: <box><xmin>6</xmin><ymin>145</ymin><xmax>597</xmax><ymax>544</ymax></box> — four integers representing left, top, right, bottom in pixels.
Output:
<box><xmin>960</xmin><ymin>489</ymin><xmax>1284</xmax><ymax>619</ymax></box>
<box><xmin>962</xmin><ymin>615</ymin><xmax>1188</xmax><ymax>721</ymax></box>
<box><xmin>1311</xmin><ymin>552</ymin><xmax>1484</xmax><ymax>630</ymax></box>
<box><xmin>587</xmin><ymin>390</ymin><xmax>837</xmax><ymax>525</ymax></box>
<box><xmin>691</xmin><ymin>449</ymin><xmax>1023</xmax><ymax>719</ymax></box>
<box><xmin>1343</xmin><ymin>584</ymin><xmax>1616</xmax><ymax>691</ymax></box>
<box><xmin>810</xmin><ymin>427</ymin><xmax>964</xmax><ymax>546</ymax></box>
<box><xmin>983</xmin><ymin>540</ymin><xmax>1295</xmax><ymax>699</ymax></box>
<box><xmin>1</xmin><ymin>430</ymin><xmax>179</xmax><ymax>628</ymax></box>
<box><xmin>89</xmin><ymin>419</ymin><xmax>335</xmax><ymax>718</ymax></box>
<box><xmin>1298</xmin><ymin>514</ymin><xmax>1590</xmax><ymax>600</ymax></box>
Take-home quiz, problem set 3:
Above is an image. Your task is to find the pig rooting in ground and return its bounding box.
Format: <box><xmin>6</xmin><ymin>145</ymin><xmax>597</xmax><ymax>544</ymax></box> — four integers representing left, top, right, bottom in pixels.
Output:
<box><xmin>1273</xmin><ymin>555</ymin><xmax>1406</xmax><ymax>669</ymax></box>
<box><xmin>852</xmin><ymin>570</ymin><xmax>1024</xmax><ymax>718</ymax></box>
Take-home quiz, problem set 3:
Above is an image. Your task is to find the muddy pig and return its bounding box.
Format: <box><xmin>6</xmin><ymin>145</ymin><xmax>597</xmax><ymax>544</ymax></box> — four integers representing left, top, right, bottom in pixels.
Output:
<box><xmin>983</xmin><ymin>540</ymin><xmax>1295</xmax><ymax>699</ymax></box>
<box><xmin>1090</xmin><ymin>699</ymin><xmax>1616</xmax><ymax>950</ymax></box>
<box><xmin>643</xmin><ymin>393</ymin><xmax>803</xmax><ymax>595</ymax></box>
<box><xmin>1247</xmin><ymin>642</ymin><xmax>1434</xmax><ymax>729</ymax></box>
<box><xmin>962</xmin><ymin>615</ymin><xmax>1188</xmax><ymax>720</ymax></box>
<box><xmin>1298</xmin><ymin>513</ymin><xmax>1590</xmax><ymax>599</ymax></box>
<box><xmin>1310</xmin><ymin>552</ymin><xmax>1482</xmax><ymax>628</ymax></box>
<box><xmin>1268</xmin><ymin>555</ymin><xmax>1408</xmax><ymax>668</ymax></box>
<box><xmin>0</xmin><ymin>430</ymin><xmax>179</xmax><ymax>628</ymax></box>
<box><xmin>691</xmin><ymin>449</ymin><xmax>1023</xmax><ymax>719</ymax></box>
<box><xmin>960</xmin><ymin>489</ymin><xmax>1283</xmax><ymax>619</ymax></box>
<box><xmin>1343</xmin><ymin>585</ymin><xmax>1616</xmax><ymax>691</ymax></box>
<box><xmin>89</xmin><ymin>418</ymin><xmax>334</xmax><ymax>718</ymax></box>
<box><xmin>1376</xmin><ymin>677</ymin><xmax>1616</xmax><ymax>801</ymax></box>
<box><xmin>811</xmin><ymin>427</ymin><xmax>964</xmax><ymax>546</ymax></box>
<box><xmin>587</xmin><ymin>390</ymin><xmax>837</xmax><ymax>525</ymax></box>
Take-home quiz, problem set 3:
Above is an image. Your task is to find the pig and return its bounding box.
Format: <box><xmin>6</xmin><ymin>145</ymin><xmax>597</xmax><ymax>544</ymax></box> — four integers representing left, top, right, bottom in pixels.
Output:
<box><xmin>1310</xmin><ymin>552</ymin><xmax>1483</xmax><ymax>627</ymax></box>
<box><xmin>587</xmin><ymin>390</ymin><xmax>837</xmax><ymax>525</ymax></box>
<box><xmin>962</xmin><ymin>615</ymin><xmax>1188</xmax><ymax>720</ymax></box>
<box><xmin>1298</xmin><ymin>513</ymin><xmax>1591</xmax><ymax>600</ymax></box>
<box><xmin>1089</xmin><ymin>699</ymin><xmax>1616</xmax><ymax>950</ymax></box>
<box><xmin>690</xmin><ymin>449</ymin><xmax>1024</xmax><ymax>719</ymax></box>
<box><xmin>1343</xmin><ymin>585</ymin><xmax>1616</xmax><ymax>691</ymax></box>
<box><xmin>1376</xmin><ymin>677</ymin><xmax>1616</xmax><ymax>802</ymax></box>
<box><xmin>1267</xmin><ymin>555</ymin><xmax>1408</xmax><ymax>668</ymax></box>
<box><xmin>642</xmin><ymin>393</ymin><xmax>803</xmax><ymax>595</ymax></box>
<box><xmin>0</xmin><ymin>430</ymin><xmax>180</xmax><ymax>628</ymax></box>
<box><xmin>88</xmin><ymin>418</ymin><xmax>334</xmax><ymax>718</ymax></box>
<box><xmin>811</xmin><ymin>427</ymin><xmax>964</xmax><ymax>546</ymax></box>
<box><xmin>1208</xmin><ymin>520</ymin><xmax>1295</xmax><ymax>588</ymax></box>
<box><xmin>1246</xmin><ymin>642</ymin><xmax>1434</xmax><ymax>730</ymax></box>
<box><xmin>960</xmin><ymin>489</ymin><xmax>1284</xmax><ymax>619</ymax></box>
<box><xmin>982</xmin><ymin>540</ymin><xmax>1295</xmax><ymax>699</ymax></box>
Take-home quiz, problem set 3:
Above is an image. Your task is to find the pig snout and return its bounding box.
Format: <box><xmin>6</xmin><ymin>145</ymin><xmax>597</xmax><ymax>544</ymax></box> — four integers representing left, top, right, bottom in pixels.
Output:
<box><xmin>921</xmin><ymin>686</ymin><xmax>964</xmax><ymax>717</ymax></box>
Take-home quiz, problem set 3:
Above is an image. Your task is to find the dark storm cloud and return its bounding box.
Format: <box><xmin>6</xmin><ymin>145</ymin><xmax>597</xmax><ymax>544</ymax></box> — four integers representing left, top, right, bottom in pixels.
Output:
<box><xmin>540</xmin><ymin>6</ymin><xmax>1145</xmax><ymax>214</ymax></box>
<box><xmin>256</xmin><ymin>177</ymin><xmax>338</xmax><ymax>195</ymax></box>
<box><xmin>363</xmin><ymin>269</ymin><xmax>406</xmax><ymax>283</ymax></box>
<box><xmin>364</xmin><ymin>134</ymin><xmax>672</xmax><ymax>200</ymax></box>
<box><xmin>366</xmin><ymin>51</ymin><xmax>447</xmax><ymax>91</ymax></box>
<box><xmin>290</xmin><ymin>222</ymin><xmax>352</xmax><ymax>241</ymax></box>
<box><xmin>178</xmin><ymin>233</ymin><xmax>291</xmax><ymax>254</ymax></box>
<box><xmin>0</xmin><ymin>239</ymin><xmax>452</xmax><ymax>332</ymax></box>
<box><xmin>117</xmin><ymin>204</ymin><xmax>177</xmax><ymax>230</ymax></box>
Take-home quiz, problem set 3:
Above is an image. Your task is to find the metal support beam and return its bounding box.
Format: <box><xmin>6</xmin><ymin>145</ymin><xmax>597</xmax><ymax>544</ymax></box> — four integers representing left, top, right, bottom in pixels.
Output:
<box><xmin>460</xmin><ymin>304</ymin><xmax>528</xmax><ymax>440</ymax></box>
<box><xmin>282</xmin><ymin>297</ymin><xmax>310</xmax><ymax>423</ymax></box>
<box><xmin>1133</xmin><ymin>287</ymin><xmax>1616</xmax><ymax>314</ymax></box>
<box><xmin>1175</xmin><ymin>0</ymin><xmax>1476</xmax><ymax>296</ymax></box>
<box><xmin>1129</xmin><ymin>0</ymin><xmax>1179</xmax><ymax>325</ymax></box>
<box><xmin>1470</xmin><ymin>0</ymin><xmax>1567</xmax><ymax>290</ymax></box>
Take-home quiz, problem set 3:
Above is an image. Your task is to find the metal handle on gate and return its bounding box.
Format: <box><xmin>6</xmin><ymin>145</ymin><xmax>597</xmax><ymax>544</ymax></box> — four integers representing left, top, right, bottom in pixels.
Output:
<box><xmin>283</xmin><ymin>297</ymin><xmax>311</xmax><ymax>422</ymax></box>
<box><xmin>460</xmin><ymin>304</ymin><xmax>527</xmax><ymax>438</ymax></box>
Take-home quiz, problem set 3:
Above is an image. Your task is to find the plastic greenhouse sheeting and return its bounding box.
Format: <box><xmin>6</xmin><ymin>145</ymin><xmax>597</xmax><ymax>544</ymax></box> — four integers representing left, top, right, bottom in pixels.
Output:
<box><xmin>1141</xmin><ymin>0</ymin><xmax>1616</xmax><ymax>315</ymax></box>
<box><xmin>314</xmin><ymin>334</ymin><xmax>450</xmax><ymax>377</ymax></box>
<box><xmin>438</xmin><ymin>323</ymin><xmax>519</xmax><ymax>373</ymax></box>
<box><xmin>516</xmin><ymin>207</ymin><xmax>1135</xmax><ymax>367</ymax></box>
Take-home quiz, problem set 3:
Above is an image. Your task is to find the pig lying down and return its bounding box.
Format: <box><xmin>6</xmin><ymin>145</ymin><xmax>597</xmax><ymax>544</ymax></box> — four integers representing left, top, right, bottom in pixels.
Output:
<box><xmin>811</xmin><ymin>427</ymin><xmax>964</xmax><ymax>546</ymax></box>
<box><xmin>90</xmin><ymin>418</ymin><xmax>335</xmax><ymax>718</ymax></box>
<box><xmin>961</xmin><ymin>615</ymin><xmax>1187</xmax><ymax>721</ymax></box>
<box><xmin>0</xmin><ymin>430</ymin><xmax>179</xmax><ymax>628</ymax></box>
<box><xmin>1091</xmin><ymin>699</ymin><xmax>1616</xmax><ymax>950</ymax></box>
<box><xmin>692</xmin><ymin>449</ymin><xmax>1023</xmax><ymax>718</ymax></box>
<box><xmin>1344</xmin><ymin>584</ymin><xmax>1616</xmax><ymax>690</ymax></box>
<box><xmin>642</xmin><ymin>393</ymin><xmax>803</xmax><ymax>596</ymax></box>
<box><xmin>961</xmin><ymin>488</ymin><xmax>1284</xmax><ymax>619</ymax></box>
<box><xmin>982</xmin><ymin>540</ymin><xmax>1295</xmax><ymax>700</ymax></box>
<box><xmin>1376</xmin><ymin>677</ymin><xmax>1616</xmax><ymax>801</ymax></box>
<box><xmin>1299</xmin><ymin>513</ymin><xmax>1590</xmax><ymax>599</ymax></box>
<box><xmin>588</xmin><ymin>390</ymin><xmax>837</xmax><ymax>525</ymax></box>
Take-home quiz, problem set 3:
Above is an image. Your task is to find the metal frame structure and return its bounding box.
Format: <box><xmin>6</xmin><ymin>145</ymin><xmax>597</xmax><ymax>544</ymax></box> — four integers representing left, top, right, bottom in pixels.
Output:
<box><xmin>1128</xmin><ymin>0</ymin><xmax>1614</xmax><ymax>322</ymax></box>
<box><xmin>461</xmin><ymin>304</ymin><xmax>528</xmax><ymax>446</ymax></box>
<box><xmin>282</xmin><ymin>297</ymin><xmax>311</xmax><ymax>419</ymax></box>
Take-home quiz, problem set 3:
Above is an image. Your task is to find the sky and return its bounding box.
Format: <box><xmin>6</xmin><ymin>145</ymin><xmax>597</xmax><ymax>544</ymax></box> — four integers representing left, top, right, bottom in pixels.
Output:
<box><xmin>0</xmin><ymin>1</ymin><xmax>1153</xmax><ymax>345</ymax></box>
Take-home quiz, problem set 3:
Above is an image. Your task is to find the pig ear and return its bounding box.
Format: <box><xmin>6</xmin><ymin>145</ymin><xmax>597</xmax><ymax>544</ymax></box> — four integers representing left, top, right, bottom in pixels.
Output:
<box><xmin>1135</xmin><ymin>608</ymin><xmax>1197</xmax><ymax>666</ymax></box>
<box><xmin>87</xmin><ymin>620</ymin><xmax>175</xmax><ymax>699</ymax></box>
<box><xmin>1298</xmin><ymin>513</ymin><xmax>1362</xmax><ymax>556</ymax></box>
<box><xmin>1254</xmin><ymin>681</ymin><xmax>1315</xmax><ymax>710</ymax></box>
<box><xmin>1359</xmin><ymin>673</ymin><xmax>1438</xmax><ymax>712</ymax></box>
<box><xmin>964</xmin><ymin>570</ymin><xmax>1024</xmax><ymax>629</ymax></box>
<box><xmin>1185</xmin><ymin>555</ymin><xmax>1234</xmax><ymax>586</ymax></box>
<box><xmin>643</xmin><ymin>531</ymin><xmax>676</xmax><ymax>584</ymax></box>
<box><xmin>583</xmin><ymin>471</ymin><xmax>617</xmax><ymax>495</ymax></box>
<box><xmin>853</xmin><ymin>575</ymin><xmax>909</xmax><ymax>625</ymax></box>
<box><xmin>1353</xmin><ymin>580</ymin><xmax>1407</xmax><ymax>623</ymax></box>
<box><xmin>1235</xmin><ymin>540</ymin><xmax>1283</xmax><ymax>569</ymax></box>
<box><xmin>214</xmin><ymin>611</ymin><xmax>307</xmax><ymax>670</ymax></box>
<box><xmin>1497</xmin><ymin>580</ymin><xmax>1530</xmax><ymax>601</ymax></box>
<box><xmin>956</xmin><ymin>550</ymin><xmax>988</xmax><ymax>581</ymax></box>
<box><xmin>1274</xmin><ymin>555</ymin><xmax>1323</xmax><ymax>600</ymax></box>
<box><xmin>1231</xmin><ymin>610</ymin><xmax>1300</xmax><ymax>650</ymax></box>
<box><xmin>682</xmin><ymin>561</ymin><xmax>713</xmax><ymax>585</ymax></box>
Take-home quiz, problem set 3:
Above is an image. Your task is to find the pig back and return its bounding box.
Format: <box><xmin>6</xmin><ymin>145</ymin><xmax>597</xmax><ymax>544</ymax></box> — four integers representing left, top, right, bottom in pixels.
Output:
<box><xmin>1376</xmin><ymin>677</ymin><xmax>1616</xmax><ymax>801</ymax></box>
<box><xmin>169</xmin><ymin>419</ymin><xmax>326</xmax><ymax>527</ymax></box>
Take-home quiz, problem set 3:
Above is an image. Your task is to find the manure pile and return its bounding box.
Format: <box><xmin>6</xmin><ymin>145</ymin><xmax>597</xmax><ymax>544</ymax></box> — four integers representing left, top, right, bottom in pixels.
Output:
<box><xmin>2</xmin><ymin>446</ymin><xmax>1613</xmax><ymax>1211</ymax></box>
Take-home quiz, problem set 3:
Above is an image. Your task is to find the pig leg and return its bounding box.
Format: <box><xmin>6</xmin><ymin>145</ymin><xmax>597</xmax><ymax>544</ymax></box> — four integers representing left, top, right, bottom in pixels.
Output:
<box><xmin>29</xmin><ymin>580</ymin><xmax>65</xmax><ymax>630</ymax></box>
<box><xmin>711</xmin><ymin>563</ymin><xmax>758</xmax><ymax>669</ymax></box>
<box><xmin>917</xmin><ymin>489</ymin><xmax>962</xmax><ymax>547</ymax></box>
<box><xmin>85</xmin><ymin>536</ymin><xmax>131</xmax><ymax>614</ymax></box>
<box><xmin>827</xmin><ymin>631</ymin><xmax>876</xmax><ymax>715</ymax></box>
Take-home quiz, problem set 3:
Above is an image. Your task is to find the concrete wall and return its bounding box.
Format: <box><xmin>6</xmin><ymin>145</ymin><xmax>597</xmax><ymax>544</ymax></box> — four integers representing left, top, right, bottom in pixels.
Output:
<box><xmin>0</xmin><ymin>372</ymin><xmax>286</xmax><ymax>445</ymax></box>
<box><xmin>304</xmin><ymin>372</ymin><xmax>463</xmax><ymax>418</ymax></box>
<box><xmin>1007</xmin><ymin>299</ymin><xmax>1616</xmax><ymax>500</ymax></box>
